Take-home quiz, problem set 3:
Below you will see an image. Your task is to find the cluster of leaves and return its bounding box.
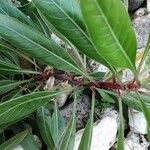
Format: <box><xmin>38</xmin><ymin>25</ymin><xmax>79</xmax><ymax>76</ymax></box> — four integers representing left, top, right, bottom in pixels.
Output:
<box><xmin>0</xmin><ymin>0</ymin><xmax>150</xmax><ymax>149</ymax></box>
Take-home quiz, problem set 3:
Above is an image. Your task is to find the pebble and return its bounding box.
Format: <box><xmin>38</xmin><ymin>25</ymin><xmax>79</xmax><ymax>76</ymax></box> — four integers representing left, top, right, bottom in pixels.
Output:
<box><xmin>128</xmin><ymin>108</ymin><xmax>147</xmax><ymax>134</ymax></box>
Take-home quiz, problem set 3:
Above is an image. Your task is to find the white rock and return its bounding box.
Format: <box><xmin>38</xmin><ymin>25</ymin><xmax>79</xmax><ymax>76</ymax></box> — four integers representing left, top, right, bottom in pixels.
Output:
<box><xmin>124</xmin><ymin>132</ymin><xmax>149</xmax><ymax>150</ymax></box>
<box><xmin>13</xmin><ymin>145</ymin><xmax>24</xmax><ymax>150</ymax></box>
<box><xmin>100</xmin><ymin>107</ymin><xmax>119</xmax><ymax>121</ymax></box>
<box><xmin>128</xmin><ymin>108</ymin><xmax>147</xmax><ymax>134</ymax></box>
<box><xmin>147</xmin><ymin>0</ymin><xmax>150</xmax><ymax>12</ymax></box>
<box><xmin>74</xmin><ymin>117</ymin><xmax>117</xmax><ymax>150</ymax></box>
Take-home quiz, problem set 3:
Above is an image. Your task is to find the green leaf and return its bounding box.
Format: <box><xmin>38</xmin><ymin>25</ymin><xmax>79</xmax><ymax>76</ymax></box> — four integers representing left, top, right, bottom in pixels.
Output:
<box><xmin>59</xmin><ymin>93</ymin><xmax>77</xmax><ymax>150</ymax></box>
<box><xmin>51</xmin><ymin>101</ymin><xmax>65</xmax><ymax>147</ymax></box>
<box><xmin>0</xmin><ymin>59</ymin><xmax>39</xmax><ymax>75</ymax></box>
<box><xmin>123</xmin><ymin>92</ymin><xmax>150</xmax><ymax>111</ymax></box>
<box><xmin>0</xmin><ymin>14</ymin><xmax>87</xmax><ymax>76</ymax></box>
<box><xmin>140</xmin><ymin>100</ymin><xmax>150</xmax><ymax>142</ymax></box>
<box><xmin>0</xmin><ymin>130</ymin><xmax>28</xmax><ymax>150</ymax></box>
<box><xmin>78</xmin><ymin>90</ymin><xmax>95</xmax><ymax>150</ymax></box>
<box><xmin>21</xmin><ymin>132</ymin><xmax>39</xmax><ymax>150</ymax></box>
<box><xmin>0</xmin><ymin>90</ymin><xmax>66</xmax><ymax>126</ymax></box>
<box><xmin>117</xmin><ymin>97</ymin><xmax>124</xmax><ymax>150</ymax></box>
<box><xmin>80</xmin><ymin>0</ymin><xmax>137</xmax><ymax>71</ymax></box>
<box><xmin>36</xmin><ymin>106</ymin><xmax>55</xmax><ymax>150</ymax></box>
<box><xmin>0</xmin><ymin>80</ymin><xmax>28</xmax><ymax>95</ymax></box>
<box><xmin>32</xmin><ymin>0</ymin><xmax>116</xmax><ymax>70</ymax></box>
<box><xmin>96</xmin><ymin>89</ymin><xmax>115</xmax><ymax>103</ymax></box>
<box><xmin>0</xmin><ymin>0</ymin><xmax>36</xmax><ymax>28</ymax></box>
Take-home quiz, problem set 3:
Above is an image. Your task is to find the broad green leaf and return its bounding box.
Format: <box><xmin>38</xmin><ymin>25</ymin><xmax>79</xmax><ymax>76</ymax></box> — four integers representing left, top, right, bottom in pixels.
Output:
<box><xmin>0</xmin><ymin>130</ymin><xmax>28</xmax><ymax>150</ymax></box>
<box><xmin>117</xmin><ymin>97</ymin><xmax>124</xmax><ymax>150</ymax></box>
<box><xmin>51</xmin><ymin>101</ymin><xmax>65</xmax><ymax>147</ymax></box>
<box><xmin>59</xmin><ymin>93</ymin><xmax>77</xmax><ymax>150</ymax></box>
<box><xmin>140</xmin><ymin>100</ymin><xmax>150</xmax><ymax>142</ymax></box>
<box><xmin>32</xmin><ymin>0</ymin><xmax>117</xmax><ymax>70</ymax></box>
<box><xmin>0</xmin><ymin>14</ymin><xmax>87</xmax><ymax>77</ymax></box>
<box><xmin>0</xmin><ymin>80</ymin><xmax>28</xmax><ymax>95</ymax></box>
<box><xmin>36</xmin><ymin>106</ymin><xmax>55</xmax><ymax>150</ymax></box>
<box><xmin>0</xmin><ymin>0</ymin><xmax>36</xmax><ymax>28</ymax></box>
<box><xmin>21</xmin><ymin>132</ymin><xmax>39</xmax><ymax>150</ymax></box>
<box><xmin>80</xmin><ymin>0</ymin><xmax>137</xmax><ymax>71</ymax></box>
<box><xmin>78</xmin><ymin>90</ymin><xmax>95</xmax><ymax>150</ymax></box>
<box><xmin>0</xmin><ymin>90</ymin><xmax>66</xmax><ymax>126</ymax></box>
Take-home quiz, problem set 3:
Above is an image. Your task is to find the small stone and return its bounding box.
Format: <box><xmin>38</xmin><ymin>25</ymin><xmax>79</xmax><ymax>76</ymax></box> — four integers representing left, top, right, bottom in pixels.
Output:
<box><xmin>60</xmin><ymin>95</ymin><xmax>91</xmax><ymax>130</ymax></box>
<box><xmin>129</xmin><ymin>0</ymin><xmax>145</xmax><ymax>11</ymax></box>
<box><xmin>133</xmin><ymin>14</ymin><xmax>150</xmax><ymax>49</ymax></box>
<box><xmin>74</xmin><ymin>117</ymin><xmax>117</xmax><ymax>150</ymax></box>
<box><xmin>124</xmin><ymin>132</ymin><xmax>149</xmax><ymax>150</ymax></box>
<box><xmin>128</xmin><ymin>108</ymin><xmax>147</xmax><ymax>134</ymax></box>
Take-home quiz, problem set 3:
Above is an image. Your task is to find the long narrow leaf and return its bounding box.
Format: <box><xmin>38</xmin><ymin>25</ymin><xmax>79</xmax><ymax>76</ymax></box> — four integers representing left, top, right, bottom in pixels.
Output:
<box><xmin>58</xmin><ymin>92</ymin><xmax>77</xmax><ymax>150</ymax></box>
<box><xmin>0</xmin><ymin>80</ymin><xmax>29</xmax><ymax>95</ymax></box>
<box><xmin>0</xmin><ymin>130</ymin><xmax>28</xmax><ymax>150</ymax></box>
<box><xmin>140</xmin><ymin>100</ymin><xmax>150</xmax><ymax>142</ymax></box>
<box><xmin>0</xmin><ymin>0</ymin><xmax>36</xmax><ymax>28</ymax></box>
<box><xmin>51</xmin><ymin>101</ymin><xmax>65</xmax><ymax>147</ymax></box>
<box><xmin>78</xmin><ymin>89</ymin><xmax>95</xmax><ymax>150</ymax></box>
<box><xmin>21</xmin><ymin>132</ymin><xmax>40</xmax><ymax>150</ymax></box>
<box><xmin>36</xmin><ymin>106</ymin><xmax>55</xmax><ymax>149</ymax></box>
<box><xmin>0</xmin><ymin>14</ymin><xmax>87</xmax><ymax>77</ymax></box>
<box><xmin>32</xmin><ymin>0</ymin><xmax>117</xmax><ymax>71</ymax></box>
<box><xmin>0</xmin><ymin>90</ymin><xmax>66</xmax><ymax>126</ymax></box>
<box><xmin>117</xmin><ymin>97</ymin><xmax>124</xmax><ymax>150</ymax></box>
